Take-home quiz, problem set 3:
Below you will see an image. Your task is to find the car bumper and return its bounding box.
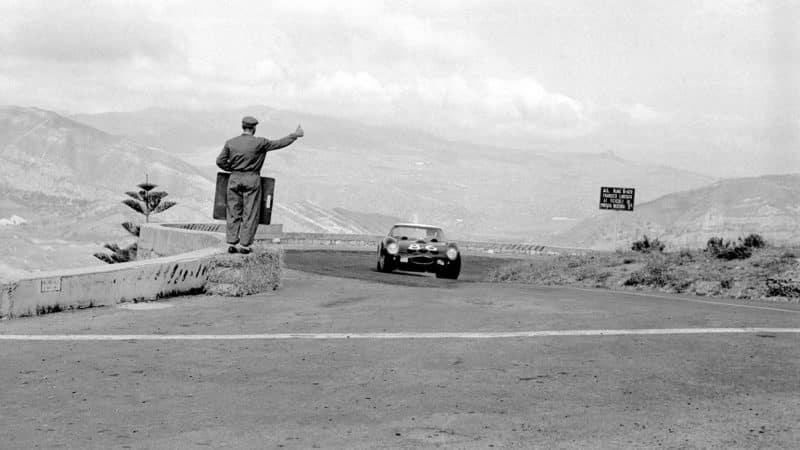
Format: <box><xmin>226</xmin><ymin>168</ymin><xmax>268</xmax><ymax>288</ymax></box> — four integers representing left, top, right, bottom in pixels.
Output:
<box><xmin>387</xmin><ymin>254</ymin><xmax>453</xmax><ymax>272</ymax></box>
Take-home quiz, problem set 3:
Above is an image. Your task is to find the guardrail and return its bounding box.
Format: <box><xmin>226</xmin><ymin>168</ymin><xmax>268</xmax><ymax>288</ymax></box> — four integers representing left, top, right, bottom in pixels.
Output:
<box><xmin>156</xmin><ymin>224</ymin><xmax>589</xmax><ymax>256</ymax></box>
<box><xmin>278</xmin><ymin>232</ymin><xmax>587</xmax><ymax>256</ymax></box>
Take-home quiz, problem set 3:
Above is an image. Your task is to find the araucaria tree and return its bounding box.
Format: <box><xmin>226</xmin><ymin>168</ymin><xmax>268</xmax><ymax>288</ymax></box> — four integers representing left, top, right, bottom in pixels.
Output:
<box><xmin>94</xmin><ymin>179</ymin><xmax>177</xmax><ymax>264</ymax></box>
<box><xmin>122</xmin><ymin>180</ymin><xmax>178</xmax><ymax>225</ymax></box>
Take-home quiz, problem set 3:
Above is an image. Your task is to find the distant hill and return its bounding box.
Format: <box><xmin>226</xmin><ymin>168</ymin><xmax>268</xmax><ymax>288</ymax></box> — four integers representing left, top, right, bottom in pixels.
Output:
<box><xmin>0</xmin><ymin>106</ymin><xmax>224</xmax><ymax>274</ymax></box>
<box><xmin>72</xmin><ymin>106</ymin><xmax>715</xmax><ymax>241</ymax></box>
<box><xmin>0</xmin><ymin>105</ymin><xmax>214</xmax><ymax>209</ymax></box>
<box><xmin>555</xmin><ymin>174</ymin><xmax>800</xmax><ymax>249</ymax></box>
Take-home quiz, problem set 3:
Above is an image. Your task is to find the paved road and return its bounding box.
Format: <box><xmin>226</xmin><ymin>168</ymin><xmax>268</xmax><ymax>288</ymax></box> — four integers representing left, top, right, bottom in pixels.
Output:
<box><xmin>0</xmin><ymin>250</ymin><xmax>798</xmax><ymax>448</ymax></box>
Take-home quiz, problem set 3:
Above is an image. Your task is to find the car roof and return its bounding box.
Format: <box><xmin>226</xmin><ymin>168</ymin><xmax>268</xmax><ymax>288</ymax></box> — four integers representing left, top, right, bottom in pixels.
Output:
<box><xmin>391</xmin><ymin>223</ymin><xmax>443</xmax><ymax>230</ymax></box>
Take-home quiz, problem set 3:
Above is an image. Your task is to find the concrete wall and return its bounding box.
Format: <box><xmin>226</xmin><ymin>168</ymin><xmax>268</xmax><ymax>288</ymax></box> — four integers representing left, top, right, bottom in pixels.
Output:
<box><xmin>138</xmin><ymin>223</ymin><xmax>283</xmax><ymax>259</ymax></box>
<box><xmin>0</xmin><ymin>223</ymin><xmax>285</xmax><ymax>319</ymax></box>
<box><xmin>138</xmin><ymin>223</ymin><xmax>226</xmax><ymax>259</ymax></box>
<box><xmin>278</xmin><ymin>232</ymin><xmax>587</xmax><ymax>256</ymax></box>
<box><xmin>1</xmin><ymin>248</ymin><xmax>219</xmax><ymax>319</ymax></box>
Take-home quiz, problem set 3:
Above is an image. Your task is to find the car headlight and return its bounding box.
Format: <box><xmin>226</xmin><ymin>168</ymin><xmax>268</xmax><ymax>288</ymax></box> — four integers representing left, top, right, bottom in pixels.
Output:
<box><xmin>386</xmin><ymin>242</ymin><xmax>399</xmax><ymax>255</ymax></box>
<box><xmin>446</xmin><ymin>248</ymin><xmax>458</xmax><ymax>260</ymax></box>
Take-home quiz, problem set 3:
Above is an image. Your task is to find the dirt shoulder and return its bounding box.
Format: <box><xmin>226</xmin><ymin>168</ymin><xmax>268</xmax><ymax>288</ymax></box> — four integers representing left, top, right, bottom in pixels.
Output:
<box><xmin>488</xmin><ymin>246</ymin><xmax>800</xmax><ymax>304</ymax></box>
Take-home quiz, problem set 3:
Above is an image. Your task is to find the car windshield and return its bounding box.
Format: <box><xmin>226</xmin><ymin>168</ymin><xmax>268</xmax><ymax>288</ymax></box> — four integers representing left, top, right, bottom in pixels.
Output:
<box><xmin>390</xmin><ymin>226</ymin><xmax>444</xmax><ymax>241</ymax></box>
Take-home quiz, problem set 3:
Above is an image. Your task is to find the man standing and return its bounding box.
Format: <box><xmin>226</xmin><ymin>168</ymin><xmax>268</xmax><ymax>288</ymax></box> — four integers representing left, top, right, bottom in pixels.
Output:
<box><xmin>216</xmin><ymin>116</ymin><xmax>303</xmax><ymax>253</ymax></box>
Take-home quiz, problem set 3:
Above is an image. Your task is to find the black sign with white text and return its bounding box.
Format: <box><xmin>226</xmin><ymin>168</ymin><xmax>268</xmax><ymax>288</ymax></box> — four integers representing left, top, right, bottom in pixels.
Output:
<box><xmin>599</xmin><ymin>186</ymin><xmax>635</xmax><ymax>211</ymax></box>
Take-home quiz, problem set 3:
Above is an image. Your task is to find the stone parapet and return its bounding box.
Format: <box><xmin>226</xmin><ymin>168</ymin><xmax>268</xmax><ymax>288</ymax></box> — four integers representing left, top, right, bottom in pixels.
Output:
<box><xmin>1</xmin><ymin>248</ymin><xmax>220</xmax><ymax>319</ymax></box>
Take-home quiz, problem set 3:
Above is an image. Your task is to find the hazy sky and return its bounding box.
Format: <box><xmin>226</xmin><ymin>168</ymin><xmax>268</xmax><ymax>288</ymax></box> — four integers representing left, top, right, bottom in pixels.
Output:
<box><xmin>1</xmin><ymin>0</ymin><xmax>798</xmax><ymax>177</ymax></box>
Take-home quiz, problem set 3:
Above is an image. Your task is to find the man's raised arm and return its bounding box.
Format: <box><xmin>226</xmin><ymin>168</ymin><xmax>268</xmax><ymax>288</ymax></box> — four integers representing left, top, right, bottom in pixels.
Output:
<box><xmin>265</xmin><ymin>124</ymin><xmax>304</xmax><ymax>151</ymax></box>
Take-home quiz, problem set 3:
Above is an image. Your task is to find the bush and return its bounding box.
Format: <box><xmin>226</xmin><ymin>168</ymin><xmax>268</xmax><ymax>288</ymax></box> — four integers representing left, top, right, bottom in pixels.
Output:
<box><xmin>706</xmin><ymin>237</ymin><xmax>725</xmax><ymax>254</ymax></box>
<box><xmin>742</xmin><ymin>233</ymin><xmax>766</xmax><ymax>249</ymax></box>
<box><xmin>718</xmin><ymin>244</ymin><xmax>752</xmax><ymax>261</ymax></box>
<box><xmin>705</xmin><ymin>236</ymin><xmax>753</xmax><ymax>260</ymax></box>
<box><xmin>631</xmin><ymin>235</ymin><xmax>665</xmax><ymax>253</ymax></box>
<box><xmin>624</xmin><ymin>258</ymin><xmax>672</xmax><ymax>287</ymax></box>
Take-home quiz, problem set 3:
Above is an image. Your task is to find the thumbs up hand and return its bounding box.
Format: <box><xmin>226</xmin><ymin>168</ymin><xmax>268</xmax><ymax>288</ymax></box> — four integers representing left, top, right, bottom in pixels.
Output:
<box><xmin>292</xmin><ymin>124</ymin><xmax>304</xmax><ymax>138</ymax></box>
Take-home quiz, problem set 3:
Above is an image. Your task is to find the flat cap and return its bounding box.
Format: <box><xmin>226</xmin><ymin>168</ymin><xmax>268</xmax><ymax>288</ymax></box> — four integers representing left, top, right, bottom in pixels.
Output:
<box><xmin>241</xmin><ymin>116</ymin><xmax>259</xmax><ymax>126</ymax></box>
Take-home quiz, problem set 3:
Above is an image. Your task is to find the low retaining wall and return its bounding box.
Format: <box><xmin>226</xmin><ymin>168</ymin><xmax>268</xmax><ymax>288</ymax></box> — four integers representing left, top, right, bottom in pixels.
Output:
<box><xmin>279</xmin><ymin>232</ymin><xmax>382</xmax><ymax>248</ymax></box>
<box><xmin>1</xmin><ymin>248</ymin><xmax>219</xmax><ymax>318</ymax></box>
<box><xmin>279</xmin><ymin>232</ymin><xmax>585</xmax><ymax>256</ymax></box>
<box><xmin>457</xmin><ymin>241</ymin><xmax>588</xmax><ymax>256</ymax></box>
<box><xmin>0</xmin><ymin>223</ymin><xmax>290</xmax><ymax>319</ymax></box>
<box><xmin>139</xmin><ymin>223</ymin><xmax>282</xmax><ymax>259</ymax></box>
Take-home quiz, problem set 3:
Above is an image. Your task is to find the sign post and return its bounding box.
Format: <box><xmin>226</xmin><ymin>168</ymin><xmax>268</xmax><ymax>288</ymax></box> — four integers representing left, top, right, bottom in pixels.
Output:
<box><xmin>599</xmin><ymin>186</ymin><xmax>635</xmax><ymax>250</ymax></box>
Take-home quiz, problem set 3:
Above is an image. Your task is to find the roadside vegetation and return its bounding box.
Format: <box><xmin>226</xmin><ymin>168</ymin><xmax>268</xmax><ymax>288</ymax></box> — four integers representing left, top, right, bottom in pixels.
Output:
<box><xmin>94</xmin><ymin>177</ymin><xmax>176</xmax><ymax>264</ymax></box>
<box><xmin>489</xmin><ymin>234</ymin><xmax>800</xmax><ymax>302</ymax></box>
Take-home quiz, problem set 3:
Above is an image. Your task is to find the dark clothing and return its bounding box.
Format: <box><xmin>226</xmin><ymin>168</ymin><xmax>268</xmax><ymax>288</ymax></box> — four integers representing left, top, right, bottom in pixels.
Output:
<box><xmin>216</xmin><ymin>132</ymin><xmax>297</xmax><ymax>246</ymax></box>
<box><xmin>216</xmin><ymin>134</ymin><xmax>297</xmax><ymax>173</ymax></box>
<box><xmin>225</xmin><ymin>172</ymin><xmax>262</xmax><ymax>246</ymax></box>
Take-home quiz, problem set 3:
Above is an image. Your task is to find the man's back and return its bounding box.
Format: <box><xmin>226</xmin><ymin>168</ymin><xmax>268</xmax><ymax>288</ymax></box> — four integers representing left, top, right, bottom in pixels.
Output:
<box><xmin>217</xmin><ymin>133</ymin><xmax>300</xmax><ymax>173</ymax></box>
<box><xmin>218</xmin><ymin>134</ymin><xmax>270</xmax><ymax>173</ymax></box>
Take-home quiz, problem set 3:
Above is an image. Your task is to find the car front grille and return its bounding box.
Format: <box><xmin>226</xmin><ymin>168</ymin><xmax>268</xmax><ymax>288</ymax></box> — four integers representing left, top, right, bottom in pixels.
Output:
<box><xmin>407</xmin><ymin>248</ymin><xmax>439</xmax><ymax>255</ymax></box>
<box><xmin>409</xmin><ymin>256</ymin><xmax>434</xmax><ymax>264</ymax></box>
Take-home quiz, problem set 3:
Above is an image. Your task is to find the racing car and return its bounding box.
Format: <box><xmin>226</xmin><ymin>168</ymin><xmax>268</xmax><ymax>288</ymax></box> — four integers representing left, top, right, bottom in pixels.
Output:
<box><xmin>376</xmin><ymin>223</ymin><xmax>461</xmax><ymax>279</ymax></box>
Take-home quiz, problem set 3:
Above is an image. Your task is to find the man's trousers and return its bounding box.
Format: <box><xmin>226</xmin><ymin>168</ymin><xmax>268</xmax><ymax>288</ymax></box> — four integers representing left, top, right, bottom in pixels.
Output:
<box><xmin>226</xmin><ymin>172</ymin><xmax>262</xmax><ymax>246</ymax></box>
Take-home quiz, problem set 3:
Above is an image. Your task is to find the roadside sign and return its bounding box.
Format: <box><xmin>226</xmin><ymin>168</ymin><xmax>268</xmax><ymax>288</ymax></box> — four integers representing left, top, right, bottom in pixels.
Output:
<box><xmin>213</xmin><ymin>173</ymin><xmax>275</xmax><ymax>224</ymax></box>
<box><xmin>40</xmin><ymin>277</ymin><xmax>62</xmax><ymax>293</ymax></box>
<box><xmin>599</xmin><ymin>187</ymin><xmax>635</xmax><ymax>211</ymax></box>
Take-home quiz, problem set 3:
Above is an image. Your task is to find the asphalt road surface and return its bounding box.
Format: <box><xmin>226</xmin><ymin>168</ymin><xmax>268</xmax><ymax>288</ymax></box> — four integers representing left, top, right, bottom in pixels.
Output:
<box><xmin>0</xmin><ymin>249</ymin><xmax>798</xmax><ymax>449</ymax></box>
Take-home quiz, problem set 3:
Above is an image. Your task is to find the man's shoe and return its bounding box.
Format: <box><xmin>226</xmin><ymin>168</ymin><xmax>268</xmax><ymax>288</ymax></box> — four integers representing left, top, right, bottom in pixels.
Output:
<box><xmin>238</xmin><ymin>245</ymin><xmax>252</xmax><ymax>254</ymax></box>
<box><xmin>227</xmin><ymin>245</ymin><xmax>238</xmax><ymax>254</ymax></box>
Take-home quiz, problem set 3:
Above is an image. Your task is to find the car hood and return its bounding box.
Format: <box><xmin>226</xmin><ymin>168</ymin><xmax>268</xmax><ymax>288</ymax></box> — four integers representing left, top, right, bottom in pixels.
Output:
<box><xmin>396</xmin><ymin>239</ymin><xmax>451</xmax><ymax>252</ymax></box>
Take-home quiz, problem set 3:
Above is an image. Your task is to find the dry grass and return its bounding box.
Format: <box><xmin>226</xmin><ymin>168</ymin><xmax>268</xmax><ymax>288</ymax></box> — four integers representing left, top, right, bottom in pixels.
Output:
<box><xmin>489</xmin><ymin>246</ymin><xmax>800</xmax><ymax>302</ymax></box>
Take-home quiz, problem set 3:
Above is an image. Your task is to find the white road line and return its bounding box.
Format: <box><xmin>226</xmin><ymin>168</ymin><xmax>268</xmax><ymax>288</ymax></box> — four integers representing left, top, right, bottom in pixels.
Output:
<box><xmin>0</xmin><ymin>328</ymin><xmax>799</xmax><ymax>341</ymax></box>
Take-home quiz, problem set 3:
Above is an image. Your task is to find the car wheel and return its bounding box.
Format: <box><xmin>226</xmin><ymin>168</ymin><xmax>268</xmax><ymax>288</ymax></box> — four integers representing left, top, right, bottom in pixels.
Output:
<box><xmin>377</xmin><ymin>251</ymin><xmax>394</xmax><ymax>273</ymax></box>
<box><xmin>436</xmin><ymin>256</ymin><xmax>461</xmax><ymax>280</ymax></box>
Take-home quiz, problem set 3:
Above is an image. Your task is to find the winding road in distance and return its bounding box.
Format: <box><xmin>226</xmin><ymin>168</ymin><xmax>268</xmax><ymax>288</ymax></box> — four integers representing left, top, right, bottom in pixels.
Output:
<box><xmin>0</xmin><ymin>249</ymin><xmax>798</xmax><ymax>448</ymax></box>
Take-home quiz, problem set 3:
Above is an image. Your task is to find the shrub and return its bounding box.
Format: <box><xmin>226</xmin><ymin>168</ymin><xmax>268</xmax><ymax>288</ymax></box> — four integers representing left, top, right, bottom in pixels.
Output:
<box><xmin>705</xmin><ymin>236</ymin><xmax>753</xmax><ymax>260</ymax></box>
<box><xmin>718</xmin><ymin>244</ymin><xmax>752</xmax><ymax>261</ymax></box>
<box><xmin>706</xmin><ymin>237</ymin><xmax>725</xmax><ymax>254</ymax></box>
<box><xmin>631</xmin><ymin>235</ymin><xmax>665</xmax><ymax>253</ymax></box>
<box><xmin>742</xmin><ymin>233</ymin><xmax>766</xmax><ymax>249</ymax></box>
<box><xmin>624</xmin><ymin>258</ymin><xmax>672</xmax><ymax>287</ymax></box>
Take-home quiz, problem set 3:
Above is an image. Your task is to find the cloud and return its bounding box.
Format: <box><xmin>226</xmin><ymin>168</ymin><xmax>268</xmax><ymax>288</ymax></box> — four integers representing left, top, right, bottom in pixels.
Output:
<box><xmin>1</xmin><ymin>0</ymin><xmax>175</xmax><ymax>63</ymax></box>
<box><xmin>285</xmin><ymin>72</ymin><xmax>590</xmax><ymax>140</ymax></box>
<box><xmin>0</xmin><ymin>1</ymin><xmax>655</xmax><ymax>144</ymax></box>
<box><xmin>694</xmin><ymin>0</ymin><xmax>766</xmax><ymax>16</ymax></box>
<box><xmin>617</xmin><ymin>103</ymin><xmax>667</xmax><ymax>124</ymax></box>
